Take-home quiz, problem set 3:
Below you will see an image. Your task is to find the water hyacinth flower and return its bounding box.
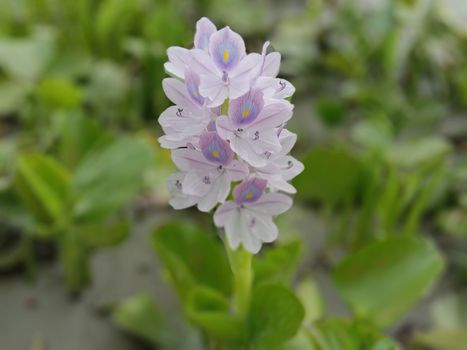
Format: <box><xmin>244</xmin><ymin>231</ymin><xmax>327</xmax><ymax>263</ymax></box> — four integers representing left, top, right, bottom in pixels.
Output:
<box><xmin>159</xmin><ymin>17</ymin><xmax>303</xmax><ymax>253</ymax></box>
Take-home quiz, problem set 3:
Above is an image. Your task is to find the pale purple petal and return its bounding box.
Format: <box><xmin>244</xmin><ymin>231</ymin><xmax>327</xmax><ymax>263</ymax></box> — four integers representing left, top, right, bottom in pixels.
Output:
<box><xmin>164</xmin><ymin>47</ymin><xmax>191</xmax><ymax>79</ymax></box>
<box><xmin>250</xmin><ymin>100</ymin><xmax>293</xmax><ymax>131</ymax></box>
<box><xmin>262</xmin><ymin>52</ymin><xmax>281</xmax><ymax>77</ymax></box>
<box><xmin>224</xmin><ymin>209</ymin><xmax>243</xmax><ymax>250</ymax></box>
<box><xmin>278</xmin><ymin>129</ymin><xmax>297</xmax><ymax>155</ymax></box>
<box><xmin>233</xmin><ymin>178</ymin><xmax>267</xmax><ymax>204</ymax></box>
<box><xmin>191</xmin><ymin>49</ymin><xmax>221</xmax><ymax>76</ymax></box>
<box><xmin>249</xmin><ymin>129</ymin><xmax>282</xmax><ymax>155</ymax></box>
<box><xmin>215</xmin><ymin>115</ymin><xmax>235</xmax><ymax>140</ymax></box>
<box><xmin>197</xmin><ymin>174</ymin><xmax>229</xmax><ymax>212</ymax></box>
<box><xmin>209</xmin><ymin>27</ymin><xmax>246</xmax><ymax>72</ymax></box>
<box><xmin>171</xmin><ymin>148</ymin><xmax>214</xmax><ymax>172</ymax></box>
<box><xmin>184</xmin><ymin>69</ymin><xmax>205</xmax><ymax>106</ymax></box>
<box><xmin>230</xmin><ymin>136</ymin><xmax>268</xmax><ymax>167</ymax></box>
<box><xmin>194</xmin><ymin>17</ymin><xmax>217</xmax><ymax>50</ymax></box>
<box><xmin>167</xmin><ymin>172</ymin><xmax>199</xmax><ymax>209</ymax></box>
<box><xmin>199</xmin><ymin>73</ymin><xmax>228</xmax><ymax>107</ymax></box>
<box><xmin>245</xmin><ymin>192</ymin><xmax>292</xmax><ymax>216</ymax></box>
<box><xmin>274</xmin><ymin>78</ymin><xmax>295</xmax><ymax>99</ymax></box>
<box><xmin>225</xmin><ymin>160</ymin><xmax>249</xmax><ymax>181</ymax></box>
<box><xmin>158</xmin><ymin>106</ymin><xmax>207</xmax><ymax>135</ymax></box>
<box><xmin>214</xmin><ymin>201</ymin><xmax>237</xmax><ymax>227</ymax></box>
<box><xmin>229</xmin><ymin>89</ymin><xmax>264</xmax><ymax>126</ymax></box>
<box><xmin>199</xmin><ymin>131</ymin><xmax>233</xmax><ymax>165</ymax></box>
<box><xmin>247</xmin><ymin>211</ymin><xmax>278</xmax><ymax>243</ymax></box>
<box><xmin>276</xmin><ymin>155</ymin><xmax>304</xmax><ymax>181</ymax></box>
<box><xmin>239</xmin><ymin>212</ymin><xmax>262</xmax><ymax>253</ymax></box>
<box><xmin>182</xmin><ymin>170</ymin><xmax>212</xmax><ymax>196</ymax></box>
<box><xmin>162</xmin><ymin>78</ymin><xmax>199</xmax><ymax>110</ymax></box>
<box><xmin>230</xmin><ymin>53</ymin><xmax>262</xmax><ymax>80</ymax></box>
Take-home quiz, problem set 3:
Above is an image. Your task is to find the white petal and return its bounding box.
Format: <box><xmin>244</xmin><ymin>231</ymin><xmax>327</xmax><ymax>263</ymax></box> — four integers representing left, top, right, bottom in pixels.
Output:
<box><xmin>278</xmin><ymin>129</ymin><xmax>297</xmax><ymax>155</ymax></box>
<box><xmin>250</xmin><ymin>129</ymin><xmax>282</xmax><ymax>155</ymax></box>
<box><xmin>250</xmin><ymin>100</ymin><xmax>293</xmax><ymax>131</ymax></box>
<box><xmin>262</xmin><ymin>52</ymin><xmax>281</xmax><ymax>77</ymax></box>
<box><xmin>165</xmin><ymin>47</ymin><xmax>191</xmax><ymax>79</ymax></box>
<box><xmin>162</xmin><ymin>78</ymin><xmax>199</xmax><ymax>110</ymax></box>
<box><xmin>169</xmin><ymin>196</ymin><xmax>198</xmax><ymax>210</ymax></box>
<box><xmin>230</xmin><ymin>136</ymin><xmax>267</xmax><ymax>167</ymax></box>
<box><xmin>228</xmin><ymin>77</ymin><xmax>251</xmax><ymax>100</ymax></box>
<box><xmin>231</xmin><ymin>53</ymin><xmax>262</xmax><ymax>79</ymax></box>
<box><xmin>171</xmin><ymin>149</ymin><xmax>213</xmax><ymax>172</ymax></box>
<box><xmin>246</xmin><ymin>193</ymin><xmax>292</xmax><ymax>216</ymax></box>
<box><xmin>248</xmin><ymin>211</ymin><xmax>278</xmax><ymax>243</ymax></box>
<box><xmin>239</xmin><ymin>212</ymin><xmax>262</xmax><ymax>254</ymax></box>
<box><xmin>224</xmin><ymin>209</ymin><xmax>242</xmax><ymax>250</ymax></box>
<box><xmin>182</xmin><ymin>170</ymin><xmax>211</xmax><ymax>196</ymax></box>
<box><xmin>191</xmin><ymin>48</ymin><xmax>221</xmax><ymax>76</ymax></box>
<box><xmin>225</xmin><ymin>160</ymin><xmax>249</xmax><ymax>181</ymax></box>
<box><xmin>214</xmin><ymin>201</ymin><xmax>237</xmax><ymax>227</ymax></box>
<box><xmin>215</xmin><ymin>115</ymin><xmax>235</xmax><ymax>140</ymax></box>
<box><xmin>197</xmin><ymin>174</ymin><xmax>226</xmax><ymax>212</ymax></box>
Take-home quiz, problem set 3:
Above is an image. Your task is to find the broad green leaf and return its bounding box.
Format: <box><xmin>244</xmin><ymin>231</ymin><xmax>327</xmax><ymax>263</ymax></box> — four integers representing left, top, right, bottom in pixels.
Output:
<box><xmin>248</xmin><ymin>284</ymin><xmax>305</xmax><ymax>350</ymax></box>
<box><xmin>186</xmin><ymin>286</ymin><xmax>246</xmax><ymax>344</ymax></box>
<box><xmin>14</xmin><ymin>154</ymin><xmax>70</xmax><ymax>225</ymax></box>
<box><xmin>73</xmin><ymin>220</ymin><xmax>129</xmax><ymax>248</ymax></box>
<box><xmin>36</xmin><ymin>77</ymin><xmax>83</xmax><ymax>110</ymax></box>
<box><xmin>58</xmin><ymin>113</ymin><xmax>111</xmax><ymax>169</ymax></box>
<box><xmin>295</xmin><ymin>147</ymin><xmax>364</xmax><ymax>204</ymax></box>
<box><xmin>70</xmin><ymin>137</ymin><xmax>152</xmax><ymax>222</ymax></box>
<box><xmin>316</xmin><ymin>97</ymin><xmax>346</xmax><ymax>127</ymax></box>
<box><xmin>414</xmin><ymin>330</ymin><xmax>467</xmax><ymax>350</ymax></box>
<box><xmin>334</xmin><ymin>237</ymin><xmax>444</xmax><ymax>328</ymax></box>
<box><xmin>113</xmin><ymin>293</ymin><xmax>167</xmax><ymax>346</ymax></box>
<box><xmin>310</xmin><ymin>319</ymin><xmax>400</xmax><ymax>350</ymax></box>
<box><xmin>296</xmin><ymin>277</ymin><xmax>324</xmax><ymax>324</ymax></box>
<box><xmin>59</xmin><ymin>231</ymin><xmax>91</xmax><ymax>291</ymax></box>
<box><xmin>438</xmin><ymin>0</ymin><xmax>467</xmax><ymax>37</ymax></box>
<box><xmin>388</xmin><ymin>137</ymin><xmax>451</xmax><ymax>170</ymax></box>
<box><xmin>0</xmin><ymin>82</ymin><xmax>30</xmax><ymax>116</ymax></box>
<box><xmin>0</xmin><ymin>27</ymin><xmax>55</xmax><ymax>81</ymax></box>
<box><xmin>438</xmin><ymin>209</ymin><xmax>467</xmax><ymax>237</ymax></box>
<box><xmin>151</xmin><ymin>222</ymin><xmax>231</xmax><ymax>296</ymax></box>
<box><xmin>253</xmin><ymin>241</ymin><xmax>302</xmax><ymax>285</ymax></box>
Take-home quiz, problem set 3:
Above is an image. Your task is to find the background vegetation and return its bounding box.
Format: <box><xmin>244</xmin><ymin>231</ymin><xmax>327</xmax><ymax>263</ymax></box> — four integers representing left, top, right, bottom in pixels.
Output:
<box><xmin>0</xmin><ymin>0</ymin><xmax>466</xmax><ymax>349</ymax></box>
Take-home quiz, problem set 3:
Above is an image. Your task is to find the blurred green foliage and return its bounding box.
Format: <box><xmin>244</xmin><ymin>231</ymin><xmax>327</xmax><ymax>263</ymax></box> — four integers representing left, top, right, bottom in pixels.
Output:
<box><xmin>0</xmin><ymin>0</ymin><xmax>466</xmax><ymax>349</ymax></box>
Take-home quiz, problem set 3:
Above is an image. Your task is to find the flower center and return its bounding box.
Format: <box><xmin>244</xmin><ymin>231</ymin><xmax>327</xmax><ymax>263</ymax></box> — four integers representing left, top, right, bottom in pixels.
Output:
<box><xmin>223</xmin><ymin>49</ymin><xmax>229</xmax><ymax>62</ymax></box>
<box><xmin>212</xmin><ymin>150</ymin><xmax>220</xmax><ymax>158</ymax></box>
<box><xmin>242</xmin><ymin>108</ymin><xmax>250</xmax><ymax>118</ymax></box>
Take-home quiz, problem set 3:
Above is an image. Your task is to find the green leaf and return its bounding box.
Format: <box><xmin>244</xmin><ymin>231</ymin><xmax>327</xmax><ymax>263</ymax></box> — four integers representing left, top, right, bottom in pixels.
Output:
<box><xmin>186</xmin><ymin>286</ymin><xmax>246</xmax><ymax>344</ymax></box>
<box><xmin>70</xmin><ymin>137</ymin><xmax>152</xmax><ymax>222</ymax></box>
<box><xmin>248</xmin><ymin>284</ymin><xmax>305</xmax><ymax>350</ymax></box>
<box><xmin>151</xmin><ymin>222</ymin><xmax>231</xmax><ymax>296</ymax></box>
<box><xmin>295</xmin><ymin>147</ymin><xmax>364</xmax><ymax>204</ymax></box>
<box><xmin>14</xmin><ymin>154</ymin><xmax>70</xmax><ymax>226</ymax></box>
<box><xmin>113</xmin><ymin>293</ymin><xmax>167</xmax><ymax>346</ymax></box>
<box><xmin>310</xmin><ymin>319</ymin><xmax>400</xmax><ymax>350</ymax></box>
<box><xmin>0</xmin><ymin>82</ymin><xmax>30</xmax><ymax>116</ymax></box>
<box><xmin>73</xmin><ymin>220</ymin><xmax>129</xmax><ymax>248</ymax></box>
<box><xmin>438</xmin><ymin>209</ymin><xmax>467</xmax><ymax>237</ymax></box>
<box><xmin>58</xmin><ymin>113</ymin><xmax>110</xmax><ymax>169</ymax></box>
<box><xmin>296</xmin><ymin>277</ymin><xmax>324</xmax><ymax>324</ymax></box>
<box><xmin>414</xmin><ymin>329</ymin><xmax>467</xmax><ymax>350</ymax></box>
<box><xmin>253</xmin><ymin>240</ymin><xmax>302</xmax><ymax>285</ymax></box>
<box><xmin>59</xmin><ymin>230</ymin><xmax>91</xmax><ymax>291</ymax></box>
<box><xmin>36</xmin><ymin>77</ymin><xmax>83</xmax><ymax>110</ymax></box>
<box><xmin>0</xmin><ymin>27</ymin><xmax>55</xmax><ymax>81</ymax></box>
<box><xmin>333</xmin><ymin>237</ymin><xmax>444</xmax><ymax>328</ymax></box>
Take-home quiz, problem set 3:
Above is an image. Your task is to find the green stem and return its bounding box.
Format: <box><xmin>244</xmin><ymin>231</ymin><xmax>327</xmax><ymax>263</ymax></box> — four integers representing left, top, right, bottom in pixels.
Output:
<box><xmin>224</xmin><ymin>240</ymin><xmax>253</xmax><ymax>319</ymax></box>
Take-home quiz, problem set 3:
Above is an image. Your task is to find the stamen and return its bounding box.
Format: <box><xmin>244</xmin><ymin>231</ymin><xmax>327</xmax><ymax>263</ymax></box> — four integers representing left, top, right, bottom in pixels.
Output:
<box><xmin>222</xmin><ymin>71</ymin><xmax>229</xmax><ymax>83</ymax></box>
<box><xmin>249</xmin><ymin>218</ymin><xmax>256</xmax><ymax>228</ymax></box>
<box><xmin>253</xmin><ymin>131</ymin><xmax>260</xmax><ymax>141</ymax></box>
<box><xmin>278</xmin><ymin>80</ymin><xmax>286</xmax><ymax>91</ymax></box>
<box><xmin>175</xmin><ymin>180</ymin><xmax>182</xmax><ymax>189</ymax></box>
<box><xmin>176</xmin><ymin>108</ymin><xmax>184</xmax><ymax>117</ymax></box>
<box><xmin>286</xmin><ymin>160</ymin><xmax>293</xmax><ymax>169</ymax></box>
<box><xmin>203</xmin><ymin>176</ymin><xmax>211</xmax><ymax>184</ymax></box>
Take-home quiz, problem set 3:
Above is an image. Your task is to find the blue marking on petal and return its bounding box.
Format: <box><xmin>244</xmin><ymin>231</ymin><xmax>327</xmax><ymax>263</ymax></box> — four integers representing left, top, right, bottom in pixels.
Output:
<box><xmin>200</xmin><ymin>132</ymin><xmax>233</xmax><ymax>165</ymax></box>
<box><xmin>234</xmin><ymin>178</ymin><xmax>267</xmax><ymax>204</ymax></box>
<box><xmin>185</xmin><ymin>70</ymin><xmax>204</xmax><ymax>106</ymax></box>
<box><xmin>229</xmin><ymin>89</ymin><xmax>264</xmax><ymax>126</ymax></box>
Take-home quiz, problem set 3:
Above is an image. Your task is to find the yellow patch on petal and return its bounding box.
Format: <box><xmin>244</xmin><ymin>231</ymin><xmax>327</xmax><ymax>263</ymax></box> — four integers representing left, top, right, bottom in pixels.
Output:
<box><xmin>245</xmin><ymin>192</ymin><xmax>254</xmax><ymax>199</ymax></box>
<box><xmin>213</xmin><ymin>150</ymin><xmax>220</xmax><ymax>158</ymax></box>
<box><xmin>223</xmin><ymin>50</ymin><xmax>229</xmax><ymax>62</ymax></box>
<box><xmin>242</xmin><ymin>108</ymin><xmax>250</xmax><ymax>118</ymax></box>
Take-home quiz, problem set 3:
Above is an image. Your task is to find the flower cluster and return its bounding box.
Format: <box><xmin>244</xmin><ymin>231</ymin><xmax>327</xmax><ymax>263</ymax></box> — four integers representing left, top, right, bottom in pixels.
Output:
<box><xmin>159</xmin><ymin>18</ymin><xmax>303</xmax><ymax>253</ymax></box>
